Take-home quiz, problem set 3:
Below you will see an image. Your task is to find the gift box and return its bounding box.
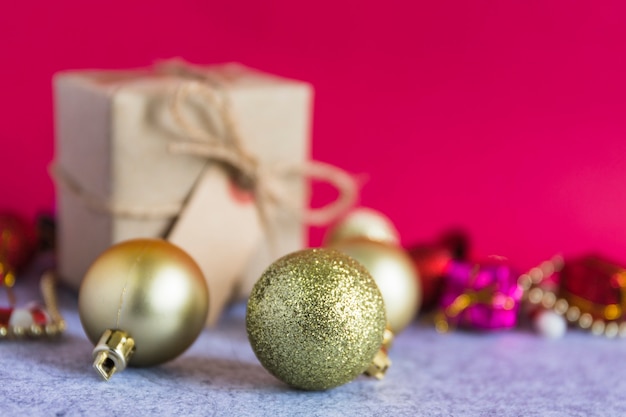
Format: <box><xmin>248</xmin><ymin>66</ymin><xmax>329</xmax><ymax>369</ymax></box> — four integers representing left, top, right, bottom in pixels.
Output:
<box><xmin>437</xmin><ymin>259</ymin><xmax>523</xmax><ymax>331</ymax></box>
<box><xmin>53</xmin><ymin>61</ymin><xmax>315</xmax><ymax>324</ymax></box>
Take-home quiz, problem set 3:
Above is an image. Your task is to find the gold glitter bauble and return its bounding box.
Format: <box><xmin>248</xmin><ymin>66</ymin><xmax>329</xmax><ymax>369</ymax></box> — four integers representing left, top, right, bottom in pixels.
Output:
<box><xmin>246</xmin><ymin>248</ymin><xmax>386</xmax><ymax>391</ymax></box>
<box><xmin>324</xmin><ymin>207</ymin><xmax>400</xmax><ymax>246</ymax></box>
<box><xmin>79</xmin><ymin>239</ymin><xmax>209</xmax><ymax>379</ymax></box>
<box><xmin>332</xmin><ymin>239</ymin><xmax>421</xmax><ymax>334</ymax></box>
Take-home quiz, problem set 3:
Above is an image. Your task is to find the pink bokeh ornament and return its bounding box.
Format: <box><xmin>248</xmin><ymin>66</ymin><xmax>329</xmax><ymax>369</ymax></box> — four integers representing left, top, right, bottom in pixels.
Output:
<box><xmin>436</xmin><ymin>258</ymin><xmax>523</xmax><ymax>331</ymax></box>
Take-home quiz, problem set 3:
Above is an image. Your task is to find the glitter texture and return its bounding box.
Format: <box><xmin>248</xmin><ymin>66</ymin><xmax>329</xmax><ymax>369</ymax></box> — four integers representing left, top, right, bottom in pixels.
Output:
<box><xmin>246</xmin><ymin>248</ymin><xmax>387</xmax><ymax>391</ymax></box>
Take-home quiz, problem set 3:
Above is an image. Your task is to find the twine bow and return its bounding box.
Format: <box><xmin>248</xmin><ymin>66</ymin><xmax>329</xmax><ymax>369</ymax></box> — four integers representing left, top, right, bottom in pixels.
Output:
<box><xmin>163</xmin><ymin>62</ymin><xmax>358</xmax><ymax>228</ymax></box>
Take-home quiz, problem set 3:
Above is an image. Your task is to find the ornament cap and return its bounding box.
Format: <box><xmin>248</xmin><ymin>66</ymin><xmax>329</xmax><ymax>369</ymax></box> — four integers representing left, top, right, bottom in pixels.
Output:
<box><xmin>382</xmin><ymin>326</ymin><xmax>394</xmax><ymax>350</ymax></box>
<box><xmin>364</xmin><ymin>348</ymin><xmax>391</xmax><ymax>380</ymax></box>
<box><xmin>364</xmin><ymin>327</ymin><xmax>394</xmax><ymax>380</ymax></box>
<box><xmin>92</xmin><ymin>329</ymin><xmax>135</xmax><ymax>381</ymax></box>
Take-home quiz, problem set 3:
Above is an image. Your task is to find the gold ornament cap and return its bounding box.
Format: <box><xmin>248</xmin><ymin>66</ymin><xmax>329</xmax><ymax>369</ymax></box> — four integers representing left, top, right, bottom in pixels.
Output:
<box><xmin>246</xmin><ymin>248</ymin><xmax>388</xmax><ymax>391</ymax></box>
<box><xmin>92</xmin><ymin>329</ymin><xmax>135</xmax><ymax>381</ymax></box>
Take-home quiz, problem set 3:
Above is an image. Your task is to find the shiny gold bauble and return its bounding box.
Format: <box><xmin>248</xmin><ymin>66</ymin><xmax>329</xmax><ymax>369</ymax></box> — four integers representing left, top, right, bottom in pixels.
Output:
<box><xmin>246</xmin><ymin>248</ymin><xmax>387</xmax><ymax>391</ymax></box>
<box><xmin>324</xmin><ymin>207</ymin><xmax>400</xmax><ymax>246</ymax></box>
<box><xmin>331</xmin><ymin>239</ymin><xmax>421</xmax><ymax>334</ymax></box>
<box><xmin>79</xmin><ymin>239</ymin><xmax>209</xmax><ymax>371</ymax></box>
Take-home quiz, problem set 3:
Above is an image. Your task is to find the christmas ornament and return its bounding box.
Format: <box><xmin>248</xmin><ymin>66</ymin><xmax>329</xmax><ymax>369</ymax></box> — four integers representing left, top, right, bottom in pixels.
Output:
<box><xmin>331</xmin><ymin>239</ymin><xmax>421</xmax><ymax>334</ymax></box>
<box><xmin>521</xmin><ymin>255</ymin><xmax>626</xmax><ymax>338</ymax></box>
<box><xmin>408</xmin><ymin>244</ymin><xmax>453</xmax><ymax>313</ymax></box>
<box><xmin>78</xmin><ymin>238</ymin><xmax>209</xmax><ymax>381</ymax></box>
<box><xmin>560</xmin><ymin>255</ymin><xmax>626</xmax><ymax>326</ymax></box>
<box><xmin>408</xmin><ymin>230</ymin><xmax>470</xmax><ymax>312</ymax></box>
<box><xmin>324</xmin><ymin>207</ymin><xmax>400</xmax><ymax>246</ymax></box>
<box><xmin>533</xmin><ymin>309</ymin><xmax>567</xmax><ymax>339</ymax></box>
<box><xmin>0</xmin><ymin>213</ymin><xmax>36</xmax><ymax>306</ymax></box>
<box><xmin>0</xmin><ymin>215</ymin><xmax>63</xmax><ymax>339</ymax></box>
<box><xmin>246</xmin><ymin>248</ymin><xmax>389</xmax><ymax>391</ymax></box>
<box><xmin>0</xmin><ymin>271</ymin><xmax>65</xmax><ymax>339</ymax></box>
<box><xmin>436</xmin><ymin>259</ymin><xmax>523</xmax><ymax>332</ymax></box>
<box><xmin>0</xmin><ymin>213</ymin><xmax>35</xmax><ymax>270</ymax></box>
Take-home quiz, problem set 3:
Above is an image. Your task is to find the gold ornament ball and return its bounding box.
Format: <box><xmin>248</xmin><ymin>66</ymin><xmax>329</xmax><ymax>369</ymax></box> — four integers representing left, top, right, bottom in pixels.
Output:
<box><xmin>331</xmin><ymin>239</ymin><xmax>421</xmax><ymax>334</ymax></box>
<box><xmin>79</xmin><ymin>239</ymin><xmax>209</xmax><ymax>373</ymax></box>
<box><xmin>324</xmin><ymin>207</ymin><xmax>401</xmax><ymax>246</ymax></box>
<box><xmin>246</xmin><ymin>248</ymin><xmax>387</xmax><ymax>391</ymax></box>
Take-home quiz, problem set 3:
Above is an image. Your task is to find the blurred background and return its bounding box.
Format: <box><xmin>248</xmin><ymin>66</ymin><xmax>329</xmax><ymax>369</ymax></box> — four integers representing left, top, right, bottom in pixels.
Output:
<box><xmin>2</xmin><ymin>0</ymin><xmax>626</xmax><ymax>270</ymax></box>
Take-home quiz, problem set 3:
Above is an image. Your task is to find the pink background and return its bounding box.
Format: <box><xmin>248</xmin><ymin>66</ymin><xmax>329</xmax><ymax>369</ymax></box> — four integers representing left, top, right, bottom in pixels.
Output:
<box><xmin>2</xmin><ymin>1</ymin><xmax>626</xmax><ymax>270</ymax></box>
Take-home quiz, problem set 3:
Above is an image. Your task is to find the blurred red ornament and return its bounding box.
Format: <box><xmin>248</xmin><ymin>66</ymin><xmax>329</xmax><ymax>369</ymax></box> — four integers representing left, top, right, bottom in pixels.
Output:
<box><xmin>0</xmin><ymin>213</ymin><xmax>36</xmax><ymax>304</ymax></box>
<box><xmin>559</xmin><ymin>255</ymin><xmax>626</xmax><ymax>322</ymax></box>
<box><xmin>407</xmin><ymin>230</ymin><xmax>470</xmax><ymax>312</ymax></box>
<box><xmin>408</xmin><ymin>245</ymin><xmax>452</xmax><ymax>312</ymax></box>
<box><xmin>0</xmin><ymin>213</ymin><xmax>35</xmax><ymax>270</ymax></box>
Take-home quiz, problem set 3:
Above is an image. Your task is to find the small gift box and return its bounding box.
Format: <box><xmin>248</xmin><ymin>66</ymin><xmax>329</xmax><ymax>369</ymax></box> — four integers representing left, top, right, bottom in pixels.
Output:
<box><xmin>436</xmin><ymin>259</ymin><xmax>523</xmax><ymax>331</ymax></box>
<box><xmin>559</xmin><ymin>255</ymin><xmax>626</xmax><ymax>322</ymax></box>
<box><xmin>53</xmin><ymin>60</ymin><xmax>355</xmax><ymax>324</ymax></box>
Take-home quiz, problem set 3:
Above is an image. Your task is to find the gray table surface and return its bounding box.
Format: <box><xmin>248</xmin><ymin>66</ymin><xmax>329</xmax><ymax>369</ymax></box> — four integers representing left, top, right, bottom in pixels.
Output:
<box><xmin>2</xmin><ymin>257</ymin><xmax>626</xmax><ymax>417</ymax></box>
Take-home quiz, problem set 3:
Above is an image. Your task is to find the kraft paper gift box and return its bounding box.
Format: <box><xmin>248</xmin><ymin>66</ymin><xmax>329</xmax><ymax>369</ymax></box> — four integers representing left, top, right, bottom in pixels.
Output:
<box><xmin>53</xmin><ymin>61</ymin><xmax>314</xmax><ymax>324</ymax></box>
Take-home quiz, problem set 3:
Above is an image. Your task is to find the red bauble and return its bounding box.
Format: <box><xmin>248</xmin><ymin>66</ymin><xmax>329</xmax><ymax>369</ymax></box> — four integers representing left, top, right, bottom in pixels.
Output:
<box><xmin>407</xmin><ymin>230</ymin><xmax>470</xmax><ymax>312</ymax></box>
<box><xmin>0</xmin><ymin>213</ymin><xmax>36</xmax><ymax>271</ymax></box>
<box><xmin>408</xmin><ymin>245</ymin><xmax>452</xmax><ymax>312</ymax></box>
<box><xmin>559</xmin><ymin>255</ymin><xmax>626</xmax><ymax>321</ymax></box>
